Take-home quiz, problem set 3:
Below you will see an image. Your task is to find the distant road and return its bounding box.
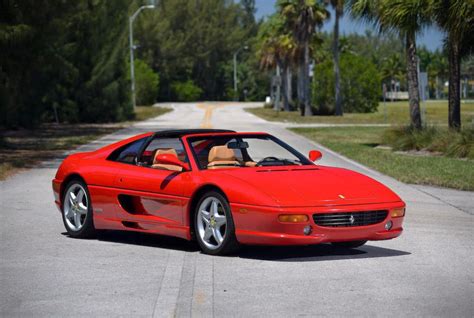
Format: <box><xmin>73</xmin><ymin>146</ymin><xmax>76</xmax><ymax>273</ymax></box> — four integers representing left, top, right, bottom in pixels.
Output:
<box><xmin>1</xmin><ymin>102</ymin><xmax>472</xmax><ymax>317</ymax></box>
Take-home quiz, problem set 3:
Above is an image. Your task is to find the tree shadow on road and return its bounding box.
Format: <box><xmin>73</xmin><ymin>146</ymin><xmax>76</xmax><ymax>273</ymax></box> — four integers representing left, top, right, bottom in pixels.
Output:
<box><xmin>81</xmin><ymin>231</ymin><xmax>410</xmax><ymax>262</ymax></box>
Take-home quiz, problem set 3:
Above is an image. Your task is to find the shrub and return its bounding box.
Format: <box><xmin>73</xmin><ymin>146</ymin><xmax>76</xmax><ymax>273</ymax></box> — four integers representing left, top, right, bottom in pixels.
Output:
<box><xmin>312</xmin><ymin>53</ymin><xmax>381</xmax><ymax>114</ymax></box>
<box><xmin>134</xmin><ymin>59</ymin><xmax>160</xmax><ymax>106</ymax></box>
<box><xmin>171</xmin><ymin>80</ymin><xmax>203</xmax><ymax>102</ymax></box>
<box><xmin>382</xmin><ymin>126</ymin><xmax>474</xmax><ymax>159</ymax></box>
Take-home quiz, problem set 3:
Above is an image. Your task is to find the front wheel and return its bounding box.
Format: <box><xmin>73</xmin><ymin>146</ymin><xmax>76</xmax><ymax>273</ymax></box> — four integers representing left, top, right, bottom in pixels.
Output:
<box><xmin>62</xmin><ymin>179</ymin><xmax>96</xmax><ymax>238</ymax></box>
<box><xmin>331</xmin><ymin>240</ymin><xmax>367</xmax><ymax>249</ymax></box>
<box><xmin>194</xmin><ymin>191</ymin><xmax>239</xmax><ymax>255</ymax></box>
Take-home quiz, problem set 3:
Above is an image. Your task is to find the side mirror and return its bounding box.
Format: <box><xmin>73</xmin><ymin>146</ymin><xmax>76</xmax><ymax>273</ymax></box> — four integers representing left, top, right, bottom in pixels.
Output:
<box><xmin>308</xmin><ymin>150</ymin><xmax>322</xmax><ymax>162</ymax></box>
<box><xmin>154</xmin><ymin>154</ymin><xmax>189</xmax><ymax>170</ymax></box>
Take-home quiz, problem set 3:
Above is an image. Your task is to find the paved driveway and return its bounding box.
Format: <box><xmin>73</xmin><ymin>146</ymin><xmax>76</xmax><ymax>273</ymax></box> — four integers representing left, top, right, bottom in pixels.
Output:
<box><xmin>1</xmin><ymin>102</ymin><xmax>473</xmax><ymax>317</ymax></box>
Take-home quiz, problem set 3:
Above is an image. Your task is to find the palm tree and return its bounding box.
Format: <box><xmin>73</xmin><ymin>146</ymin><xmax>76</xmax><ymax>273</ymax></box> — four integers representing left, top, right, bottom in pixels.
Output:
<box><xmin>279</xmin><ymin>0</ymin><xmax>329</xmax><ymax>116</ymax></box>
<box><xmin>258</xmin><ymin>16</ymin><xmax>297</xmax><ymax>111</ymax></box>
<box><xmin>381</xmin><ymin>54</ymin><xmax>404</xmax><ymax>101</ymax></box>
<box><xmin>431</xmin><ymin>0</ymin><xmax>474</xmax><ymax>130</ymax></box>
<box><xmin>325</xmin><ymin>0</ymin><xmax>344</xmax><ymax>116</ymax></box>
<box><xmin>426</xmin><ymin>50</ymin><xmax>448</xmax><ymax>100</ymax></box>
<box><xmin>349</xmin><ymin>0</ymin><xmax>431</xmax><ymax>129</ymax></box>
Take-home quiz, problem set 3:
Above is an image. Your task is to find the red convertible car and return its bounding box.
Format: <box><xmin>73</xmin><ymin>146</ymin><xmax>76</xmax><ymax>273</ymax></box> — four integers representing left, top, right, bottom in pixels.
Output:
<box><xmin>52</xmin><ymin>129</ymin><xmax>405</xmax><ymax>255</ymax></box>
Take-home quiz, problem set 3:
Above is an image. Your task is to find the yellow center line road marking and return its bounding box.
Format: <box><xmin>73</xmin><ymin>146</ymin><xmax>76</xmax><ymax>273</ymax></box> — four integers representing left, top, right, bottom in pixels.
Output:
<box><xmin>197</xmin><ymin>103</ymin><xmax>228</xmax><ymax>128</ymax></box>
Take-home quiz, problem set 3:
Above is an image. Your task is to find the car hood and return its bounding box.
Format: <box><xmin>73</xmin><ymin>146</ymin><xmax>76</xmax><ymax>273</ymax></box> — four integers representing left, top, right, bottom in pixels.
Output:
<box><xmin>221</xmin><ymin>166</ymin><xmax>401</xmax><ymax>207</ymax></box>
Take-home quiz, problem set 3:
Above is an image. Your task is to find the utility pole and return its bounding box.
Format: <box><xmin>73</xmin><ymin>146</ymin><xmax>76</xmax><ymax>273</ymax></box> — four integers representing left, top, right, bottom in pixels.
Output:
<box><xmin>233</xmin><ymin>46</ymin><xmax>248</xmax><ymax>101</ymax></box>
<box><xmin>129</xmin><ymin>4</ymin><xmax>155</xmax><ymax>111</ymax></box>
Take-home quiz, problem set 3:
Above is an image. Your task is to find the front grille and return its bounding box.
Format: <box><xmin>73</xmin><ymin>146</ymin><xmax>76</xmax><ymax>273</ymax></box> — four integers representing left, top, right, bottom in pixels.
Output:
<box><xmin>313</xmin><ymin>210</ymin><xmax>388</xmax><ymax>227</ymax></box>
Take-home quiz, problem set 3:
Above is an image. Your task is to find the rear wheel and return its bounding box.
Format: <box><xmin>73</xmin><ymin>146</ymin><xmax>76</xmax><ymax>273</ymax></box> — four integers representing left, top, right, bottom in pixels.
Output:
<box><xmin>194</xmin><ymin>191</ymin><xmax>239</xmax><ymax>255</ymax></box>
<box><xmin>62</xmin><ymin>179</ymin><xmax>96</xmax><ymax>238</ymax></box>
<box><xmin>331</xmin><ymin>240</ymin><xmax>367</xmax><ymax>249</ymax></box>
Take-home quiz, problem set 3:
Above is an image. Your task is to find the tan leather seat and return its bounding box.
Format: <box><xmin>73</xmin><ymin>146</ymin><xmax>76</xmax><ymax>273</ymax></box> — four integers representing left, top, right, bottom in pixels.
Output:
<box><xmin>207</xmin><ymin>146</ymin><xmax>240</xmax><ymax>169</ymax></box>
<box><xmin>152</xmin><ymin>148</ymin><xmax>183</xmax><ymax>172</ymax></box>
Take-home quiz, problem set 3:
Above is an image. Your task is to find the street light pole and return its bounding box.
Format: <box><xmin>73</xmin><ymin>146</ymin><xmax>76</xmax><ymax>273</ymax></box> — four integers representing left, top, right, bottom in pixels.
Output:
<box><xmin>233</xmin><ymin>46</ymin><xmax>248</xmax><ymax>101</ymax></box>
<box><xmin>129</xmin><ymin>4</ymin><xmax>155</xmax><ymax>111</ymax></box>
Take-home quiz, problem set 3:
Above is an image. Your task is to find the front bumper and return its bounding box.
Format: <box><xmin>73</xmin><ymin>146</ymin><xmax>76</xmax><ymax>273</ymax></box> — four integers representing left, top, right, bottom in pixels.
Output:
<box><xmin>52</xmin><ymin>178</ymin><xmax>62</xmax><ymax>212</ymax></box>
<box><xmin>231</xmin><ymin>202</ymin><xmax>405</xmax><ymax>246</ymax></box>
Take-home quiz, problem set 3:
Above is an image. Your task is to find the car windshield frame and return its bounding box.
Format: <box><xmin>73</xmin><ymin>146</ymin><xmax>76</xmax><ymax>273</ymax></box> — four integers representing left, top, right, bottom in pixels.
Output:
<box><xmin>185</xmin><ymin>133</ymin><xmax>313</xmax><ymax>170</ymax></box>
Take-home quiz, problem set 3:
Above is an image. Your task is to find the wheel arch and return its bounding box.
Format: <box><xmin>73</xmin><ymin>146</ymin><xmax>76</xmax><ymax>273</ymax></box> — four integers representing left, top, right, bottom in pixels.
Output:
<box><xmin>187</xmin><ymin>184</ymin><xmax>228</xmax><ymax>241</ymax></box>
<box><xmin>60</xmin><ymin>173</ymin><xmax>87</xmax><ymax>206</ymax></box>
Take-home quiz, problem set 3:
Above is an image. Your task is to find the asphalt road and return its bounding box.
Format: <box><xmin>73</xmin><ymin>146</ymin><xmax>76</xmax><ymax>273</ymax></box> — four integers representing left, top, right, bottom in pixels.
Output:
<box><xmin>1</xmin><ymin>102</ymin><xmax>473</xmax><ymax>317</ymax></box>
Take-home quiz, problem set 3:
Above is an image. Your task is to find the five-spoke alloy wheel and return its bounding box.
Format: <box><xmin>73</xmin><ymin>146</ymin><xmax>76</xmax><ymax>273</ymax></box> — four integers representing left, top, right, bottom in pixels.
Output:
<box><xmin>195</xmin><ymin>191</ymin><xmax>239</xmax><ymax>255</ymax></box>
<box><xmin>62</xmin><ymin>179</ymin><xmax>96</xmax><ymax>238</ymax></box>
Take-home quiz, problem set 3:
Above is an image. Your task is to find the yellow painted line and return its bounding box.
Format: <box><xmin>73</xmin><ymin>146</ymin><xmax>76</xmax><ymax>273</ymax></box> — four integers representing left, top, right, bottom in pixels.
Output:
<box><xmin>197</xmin><ymin>103</ymin><xmax>227</xmax><ymax>128</ymax></box>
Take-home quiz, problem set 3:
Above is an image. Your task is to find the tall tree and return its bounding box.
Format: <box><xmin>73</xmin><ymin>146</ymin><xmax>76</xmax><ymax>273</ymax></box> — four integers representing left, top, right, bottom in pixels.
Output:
<box><xmin>325</xmin><ymin>0</ymin><xmax>344</xmax><ymax>115</ymax></box>
<box><xmin>349</xmin><ymin>0</ymin><xmax>431</xmax><ymax>129</ymax></box>
<box><xmin>279</xmin><ymin>0</ymin><xmax>329</xmax><ymax>116</ymax></box>
<box><xmin>258</xmin><ymin>16</ymin><xmax>296</xmax><ymax>111</ymax></box>
<box><xmin>241</xmin><ymin>0</ymin><xmax>258</xmax><ymax>35</ymax></box>
<box><xmin>0</xmin><ymin>0</ymin><xmax>72</xmax><ymax>127</ymax></box>
<box><xmin>0</xmin><ymin>0</ymin><xmax>133</xmax><ymax>128</ymax></box>
<box><xmin>431</xmin><ymin>0</ymin><xmax>474</xmax><ymax>130</ymax></box>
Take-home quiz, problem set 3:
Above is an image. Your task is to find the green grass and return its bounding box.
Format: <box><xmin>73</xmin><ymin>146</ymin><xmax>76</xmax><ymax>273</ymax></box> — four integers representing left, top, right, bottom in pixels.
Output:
<box><xmin>133</xmin><ymin>105</ymin><xmax>172</xmax><ymax>121</ymax></box>
<box><xmin>291</xmin><ymin>126</ymin><xmax>474</xmax><ymax>191</ymax></box>
<box><xmin>248</xmin><ymin>101</ymin><xmax>474</xmax><ymax>126</ymax></box>
<box><xmin>0</xmin><ymin>106</ymin><xmax>171</xmax><ymax>180</ymax></box>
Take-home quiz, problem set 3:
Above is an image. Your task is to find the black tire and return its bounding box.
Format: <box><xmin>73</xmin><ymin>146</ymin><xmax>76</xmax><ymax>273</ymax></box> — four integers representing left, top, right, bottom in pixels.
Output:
<box><xmin>194</xmin><ymin>191</ymin><xmax>239</xmax><ymax>255</ymax></box>
<box><xmin>61</xmin><ymin>179</ymin><xmax>96</xmax><ymax>238</ymax></box>
<box><xmin>331</xmin><ymin>240</ymin><xmax>367</xmax><ymax>249</ymax></box>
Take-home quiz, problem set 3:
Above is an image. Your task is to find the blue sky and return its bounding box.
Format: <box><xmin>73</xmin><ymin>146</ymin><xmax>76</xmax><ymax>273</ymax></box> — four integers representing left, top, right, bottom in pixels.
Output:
<box><xmin>254</xmin><ymin>0</ymin><xmax>445</xmax><ymax>51</ymax></box>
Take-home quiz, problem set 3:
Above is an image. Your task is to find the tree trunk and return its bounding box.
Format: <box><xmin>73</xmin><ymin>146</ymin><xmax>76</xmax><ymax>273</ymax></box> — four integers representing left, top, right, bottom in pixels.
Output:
<box><xmin>405</xmin><ymin>33</ymin><xmax>422</xmax><ymax>129</ymax></box>
<box><xmin>448</xmin><ymin>38</ymin><xmax>461</xmax><ymax>130</ymax></box>
<box><xmin>297</xmin><ymin>62</ymin><xmax>304</xmax><ymax>115</ymax></box>
<box><xmin>274</xmin><ymin>64</ymin><xmax>281</xmax><ymax>112</ymax></box>
<box><xmin>435</xmin><ymin>75</ymin><xmax>440</xmax><ymax>100</ymax></box>
<box><xmin>281</xmin><ymin>62</ymin><xmax>290</xmax><ymax>112</ymax></box>
<box><xmin>286</xmin><ymin>65</ymin><xmax>293</xmax><ymax>109</ymax></box>
<box><xmin>303</xmin><ymin>41</ymin><xmax>312</xmax><ymax>116</ymax></box>
<box><xmin>390</xmin><ymin>77</ymin><xmax>394</xmax><ymax>102</ymax></box>
<box><xmin>333</xmin><ymin>8</ymin><xmax>342</xmax><ymax>116</ymax></box>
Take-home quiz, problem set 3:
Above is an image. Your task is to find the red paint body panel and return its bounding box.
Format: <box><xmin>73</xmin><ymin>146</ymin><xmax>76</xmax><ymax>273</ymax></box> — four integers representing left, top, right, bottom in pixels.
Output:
<box><xmin>52</xmin><ymin>131</ymin><xmax>406</xmax><ymax>246</ymax></box>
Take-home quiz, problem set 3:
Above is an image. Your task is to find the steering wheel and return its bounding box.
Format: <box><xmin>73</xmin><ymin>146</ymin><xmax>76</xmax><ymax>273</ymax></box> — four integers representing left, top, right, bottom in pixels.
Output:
<box><xmin>256</xmin><ymin>156</ymin><xmax>280</xmax><ymax>166</ymax></box>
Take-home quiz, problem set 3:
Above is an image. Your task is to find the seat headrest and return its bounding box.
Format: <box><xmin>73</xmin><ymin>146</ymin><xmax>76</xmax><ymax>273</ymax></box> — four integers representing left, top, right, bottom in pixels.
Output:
<box><xmin>153</xmin><ymin>148</ymin><xmax>178</xmax><ymax>164</ymax></box>
<box><xmin>208</xmin><ymin>145</ymin><xmax>236</xmax><ymax>163</ymax></box>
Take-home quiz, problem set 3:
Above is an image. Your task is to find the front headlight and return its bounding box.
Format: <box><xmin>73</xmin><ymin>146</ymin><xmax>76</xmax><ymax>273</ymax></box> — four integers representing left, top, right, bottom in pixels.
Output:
<box><xmin>390</xmin><ymin>208</ymin><xmax>405</xmax><ymax>218</ymax></box>
<box><xmin>278</xmin><ymin>214</ymin><xmax>309</xmax><ymax>223</ymax></box>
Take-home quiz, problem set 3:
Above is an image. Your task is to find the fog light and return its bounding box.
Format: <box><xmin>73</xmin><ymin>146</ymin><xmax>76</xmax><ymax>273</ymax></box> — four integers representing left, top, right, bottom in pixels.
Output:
<box><xmin>303</xmin><ymin>225</ymin><xmax>312</xmax><ymax>235</ymax></box>
<box><xmin>385</xmin><ymin>220</ymin><xmax>393</xmax><ymax>230</ymax></box>
<box><xmin>391</xmin><ymin>208</ymin><xmax>405</xmax><ymax>218</ymax></box>
<box><xmin>278</xmin><ymin>214</ymin><xmax>309</xmax><ymax>223</ymax></box>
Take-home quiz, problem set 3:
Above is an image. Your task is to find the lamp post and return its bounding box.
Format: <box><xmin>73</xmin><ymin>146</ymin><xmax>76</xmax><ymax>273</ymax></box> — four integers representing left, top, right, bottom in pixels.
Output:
<box><xmin>129</xmin><ymin>4</ymin><xmax>155</xmax><ymax>111</ymax></box>
<box><xmin>233</xmin><ymin>45</ymin><xmax>248</xmax><ymax>101</ymax></box>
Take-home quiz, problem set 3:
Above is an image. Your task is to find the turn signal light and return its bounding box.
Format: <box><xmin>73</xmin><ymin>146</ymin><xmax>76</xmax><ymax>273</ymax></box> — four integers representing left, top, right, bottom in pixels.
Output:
<box><xmin>278</xmin><ymin>214</ymin><xmax>309</xmax><ymax>223</ymax></box>
<box><xmin>391</xmin><ymin>208</ymin><xmax>405</xmax><ymax>218</ymax></box>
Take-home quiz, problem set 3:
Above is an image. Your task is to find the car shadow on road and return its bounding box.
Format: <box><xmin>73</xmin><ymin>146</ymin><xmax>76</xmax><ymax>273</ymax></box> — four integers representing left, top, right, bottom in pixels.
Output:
<box><xmin>62</xmin><ymin>230</ymin><xmax>200</xmax><ymax>252</ymax></box>
<box><xmin>76</xmin><ymin>231</ymin><xmax>410</xmax><ymax>262</ymax></box>
<box><xmin>237</xmin><ymin>244</ymin><xmax>411</xmax><ymax>262</ymax></box>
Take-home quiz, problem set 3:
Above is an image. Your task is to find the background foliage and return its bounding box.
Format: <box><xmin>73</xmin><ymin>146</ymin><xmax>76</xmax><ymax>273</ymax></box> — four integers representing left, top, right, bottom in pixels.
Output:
<box><xmin>0</xmin><ymin>0</ymin><xmax>265</xmax><ymax>128</ymax></box>
<box><xmin>312</xmin><ymin>53</ymin><xmax>380</xmax><ymax>114</ymax></box>
<box><xmin>132</xmin><ymin>59</ymin><xmax>160</xmax><ymax>106</ymax></box>
<box><xmin>1</xmin><ymin>0</ymin><xmax>132</xmax><ymax>128</ymax></box>
<box><xmin>1</xmin><ymin>0</ymin><xmax>472</xmax><ymax>129</ymax></box>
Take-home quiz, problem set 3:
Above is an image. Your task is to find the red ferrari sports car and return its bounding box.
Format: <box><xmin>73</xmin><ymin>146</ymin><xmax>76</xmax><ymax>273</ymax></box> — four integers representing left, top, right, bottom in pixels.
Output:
<box><xmin>52</xmin><ymin>129</ymin><xmax>405</xmax><ymax>255</ymax></box>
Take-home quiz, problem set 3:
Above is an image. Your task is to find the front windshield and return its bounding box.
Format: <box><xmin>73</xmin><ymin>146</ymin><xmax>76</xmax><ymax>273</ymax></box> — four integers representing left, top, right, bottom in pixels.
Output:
<box><xmin>188</xmin><ymin>134</ymin><xmax>312</xmax><ymax>170</ymax></box>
